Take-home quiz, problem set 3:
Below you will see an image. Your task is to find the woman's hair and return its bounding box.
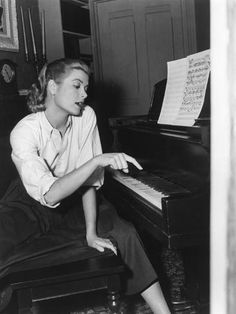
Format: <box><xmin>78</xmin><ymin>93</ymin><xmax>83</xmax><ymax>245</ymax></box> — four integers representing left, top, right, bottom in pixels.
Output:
<box><xmin>27</xmin><ymin>58</ymin><xmax>90</xmax><ymax>113</ymax></box>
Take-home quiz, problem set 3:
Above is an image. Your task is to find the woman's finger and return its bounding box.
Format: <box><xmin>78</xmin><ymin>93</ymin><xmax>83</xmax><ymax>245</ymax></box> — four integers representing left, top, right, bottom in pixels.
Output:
<box><xmin>123</xmin><ymin>154</ymin><xmax>143</xmax><ymax>170</ymax></box>
<box><xmin>98</xmin><ymin>239</ymin><xmax>117</xmax><ymax>255</ymax></box>
<box><xmin>118</xmin><ymin>153</ymin><xmax>129</xmax><ymax>173</ymax></box>
<box><xmin>93</xmin><ymin>242</ymin><xmax>105</xmax><ymax>252</ymax></box>
<box><xmin>118</xmin><ymin>153</ymin><xmax>129</xmax><ymax>169</ymax></box>
<box><xmin>95</xmin><ymin>239</ymin><xmax>117</xmax><ymax>255</ymax></box>
<box><xmin>114</xmin><ymin>154</ymin><xmax>124</xmax><ymax>170</ymax></box>
<box><xmin>109</xmin><ymin>158</ymin><xmax>118</xmax><ymax>170</ymax></box>
<box><xmin>114</xmin><ymin>153</ymin><xmax>129</xmax><ymax>172</ymax></box>
<box><xmin>110</xmin><ymin>155</ymin><xmax>128</xmax><ymax>173</ymax></box>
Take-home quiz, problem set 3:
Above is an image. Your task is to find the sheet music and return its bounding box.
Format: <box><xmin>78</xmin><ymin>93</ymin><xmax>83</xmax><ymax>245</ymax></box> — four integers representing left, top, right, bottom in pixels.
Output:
<box><xmin>158</xmin><ymin>49</ymin><xmax>210</xmax><ymax>126</ymax></box>
<box><xmin>157</xmin><ymin>57</ymin><xmax>187</xmax><ymax>125</ymax></box>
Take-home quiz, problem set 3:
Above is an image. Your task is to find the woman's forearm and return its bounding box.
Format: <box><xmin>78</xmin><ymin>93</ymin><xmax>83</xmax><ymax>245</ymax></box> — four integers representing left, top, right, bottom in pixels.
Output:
<box><xmin>82</xmin><ymin>187</ymin><xmax>117</xmax><ymax>255</ymax></box>
<box><xmin>82</xmin><ymin>187</ymin><xmax>97</xmax><ymax>237</ymax></box>
<box><xmin>44</xmin><ymin>157</ymin><xmax>99</xmax><ymax>206</ymax></box>
<box><xmin>44</xmin><ymin>152</ymin><xmax>142</xmax><ymax>206</ymax></box>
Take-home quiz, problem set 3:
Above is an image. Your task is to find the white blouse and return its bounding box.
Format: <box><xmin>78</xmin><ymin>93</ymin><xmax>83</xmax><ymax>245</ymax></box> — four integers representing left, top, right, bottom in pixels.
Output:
<box><xmin>10</xmin><ymin>106</ymin><xmax>104</xmax><ymax>208</ymax></box>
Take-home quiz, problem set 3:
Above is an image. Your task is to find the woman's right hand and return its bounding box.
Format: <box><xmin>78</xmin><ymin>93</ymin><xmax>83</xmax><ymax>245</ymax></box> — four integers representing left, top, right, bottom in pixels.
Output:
<box><xmin>95</xmin><ymin>152</ymin><xmax>143</xmax><ymax>173</ymax></box>
<box><xmin>86</xmin><ymin>233</ymin><xmax>117</xmax><ymax>255</ymax></box>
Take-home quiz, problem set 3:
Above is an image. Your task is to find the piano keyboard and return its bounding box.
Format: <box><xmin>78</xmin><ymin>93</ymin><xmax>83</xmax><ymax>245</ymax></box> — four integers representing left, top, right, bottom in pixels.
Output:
<box><xmin>112</xmin><ymin>170</ymin><xmax>190</xmax><ymax>210</ymax></box>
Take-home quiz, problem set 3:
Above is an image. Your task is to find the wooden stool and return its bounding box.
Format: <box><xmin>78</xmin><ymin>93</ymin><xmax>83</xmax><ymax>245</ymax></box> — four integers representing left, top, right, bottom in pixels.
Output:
<box><xmin>0</xmin><ymin>244</ymin><xmax>126</xmax><ymax>314</ymax></box>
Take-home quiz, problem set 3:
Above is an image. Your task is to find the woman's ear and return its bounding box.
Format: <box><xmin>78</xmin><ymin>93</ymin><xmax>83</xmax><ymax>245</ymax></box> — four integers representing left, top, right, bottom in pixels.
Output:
<box><xmin>47</xmin><ymin>79</ymin><xmax>57</xmax><ymax>96</ymax></box>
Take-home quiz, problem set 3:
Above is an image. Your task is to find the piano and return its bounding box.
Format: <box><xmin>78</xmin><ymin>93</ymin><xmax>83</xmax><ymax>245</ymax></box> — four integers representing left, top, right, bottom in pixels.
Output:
<box><xmin>102</xmin><ymin>79</ymin><xmax>210</xmax><ymax>311</ymax></box>
<box><xmin>104</xmin><ymin>79</ymin><xmax>210</xmax><ymax>249</ymax></box>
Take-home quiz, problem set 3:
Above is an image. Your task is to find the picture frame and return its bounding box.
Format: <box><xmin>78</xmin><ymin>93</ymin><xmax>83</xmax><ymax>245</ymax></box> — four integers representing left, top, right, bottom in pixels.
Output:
<box><xmin>0</xmin><ymin>0</ymin><xmax>19</xmax><ymax>51</ymax></box>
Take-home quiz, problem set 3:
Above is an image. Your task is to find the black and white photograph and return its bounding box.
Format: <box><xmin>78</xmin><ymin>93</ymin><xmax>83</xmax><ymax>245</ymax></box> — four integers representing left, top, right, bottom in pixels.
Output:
<box><xmin>0</xmin><ymin>0</ymin><xmax>234</xmax><ymax>314</ymax></box>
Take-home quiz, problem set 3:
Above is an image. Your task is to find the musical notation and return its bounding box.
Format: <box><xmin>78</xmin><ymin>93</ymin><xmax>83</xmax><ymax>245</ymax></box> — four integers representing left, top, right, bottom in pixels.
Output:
<box><xmin>158</xmin><ymin>50</ymin><xmax>210</xmax><ymax>126</ymax></box>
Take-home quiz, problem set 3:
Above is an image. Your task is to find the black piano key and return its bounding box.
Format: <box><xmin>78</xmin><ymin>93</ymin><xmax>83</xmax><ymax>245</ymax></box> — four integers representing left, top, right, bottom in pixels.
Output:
<box><xmin>127</xmin><ymin>171</ymin><xmax>191</xmax><ymax>195</ymax></box>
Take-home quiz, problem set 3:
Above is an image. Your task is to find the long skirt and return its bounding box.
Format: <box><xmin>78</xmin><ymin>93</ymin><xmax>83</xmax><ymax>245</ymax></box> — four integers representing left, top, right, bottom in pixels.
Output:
<box><xmin>0</xmin><ymin>178</ymin><xmax>158</xmax><ymax>295</ymax></box>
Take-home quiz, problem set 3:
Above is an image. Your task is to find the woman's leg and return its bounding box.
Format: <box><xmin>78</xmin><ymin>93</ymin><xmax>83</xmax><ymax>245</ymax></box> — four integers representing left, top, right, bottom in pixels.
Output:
<box><xmin>141</xmin><ymin>282</ymin><xmax>170</xmax><ymax>314</ymax></box>
<box><xmin>0</xmin><ymin>179</ymin><xmax>50</xmax><ymax>261</ymax></box>
<box><xmin>0</xmin><ymin>204</ymin><xmax>41</xmax><ymax>260</ymax></box>
<box><xmin>97</xmin><ymin>197</ymin><xmax>170</xmax><ymax>312</ymax></box>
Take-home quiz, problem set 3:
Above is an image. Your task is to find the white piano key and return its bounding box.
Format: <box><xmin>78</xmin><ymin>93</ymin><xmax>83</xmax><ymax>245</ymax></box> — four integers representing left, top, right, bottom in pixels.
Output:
<box><xmin>112</xmin><ymin>171</ymin><xmax>167</xmax><ymax>210</ymax></box>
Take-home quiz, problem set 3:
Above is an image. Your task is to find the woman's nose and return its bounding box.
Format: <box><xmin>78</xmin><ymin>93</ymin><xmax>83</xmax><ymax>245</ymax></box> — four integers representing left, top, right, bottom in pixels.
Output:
<box><xmin>81</xmin><ymin>88</ymin><xmax>87</xmax><ymax>99</ymax></box>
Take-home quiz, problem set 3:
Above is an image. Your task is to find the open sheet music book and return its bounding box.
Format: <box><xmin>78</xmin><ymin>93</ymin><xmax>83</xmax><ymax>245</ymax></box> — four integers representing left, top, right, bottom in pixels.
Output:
<box><xmin>157</xmin><ymin>49</ymin><xmax>210</xmax><ymax>126</ymax></box>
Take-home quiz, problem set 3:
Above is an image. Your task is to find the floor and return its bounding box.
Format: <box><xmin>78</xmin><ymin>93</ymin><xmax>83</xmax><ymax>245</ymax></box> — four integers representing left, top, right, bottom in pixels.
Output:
<box><xmin>3</xmin><ymin>282</ymin><xmax>209</xmax><ymax>314</ymax></box>
<box><xmin>33</xmin><ymin>293</ymin><xmax>152</xmax><ymax>314</ymax></box>
<box><xmin>4</xmin><ymin>291</ymin><xmax>153</xmax><ymax>314</ymax></box>
<box><xmin>32</xmin><ymin>293</ymin><xmax>209</xmax><ymax>314</ymax></box>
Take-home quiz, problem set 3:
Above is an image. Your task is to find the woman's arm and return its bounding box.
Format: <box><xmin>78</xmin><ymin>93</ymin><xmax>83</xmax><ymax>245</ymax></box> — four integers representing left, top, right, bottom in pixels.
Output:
<box><xmin>44</xmin><ymin>156</ymin><xmax>98</xmax><ymax>206</ymax></box>
<box><xmin>82</xmin><ymin>187</ymin><xmax>117</xmax><ymax>254</ymax></box>
<box><xmin>44</xmin><ymin>152</ymin><xmax>143</xmax><ymax>206</ymax></box>
<box><xmin>10</xmin><ymin>109</ymin><xmax>142</xmax><ymax>208</ymax></box>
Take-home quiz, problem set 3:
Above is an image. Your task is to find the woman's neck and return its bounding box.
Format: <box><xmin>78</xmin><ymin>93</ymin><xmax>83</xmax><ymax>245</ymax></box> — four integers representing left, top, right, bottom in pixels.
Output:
<box><xmin>44</xmin><ymin>107</ymin><xmax>69</xmax><ymax>135</ymax></box>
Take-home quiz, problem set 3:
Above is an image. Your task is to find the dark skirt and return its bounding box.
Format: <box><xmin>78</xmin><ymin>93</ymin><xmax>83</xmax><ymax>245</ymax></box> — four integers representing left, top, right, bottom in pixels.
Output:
<box><xmin>0</xmin><ymin>178</ymin><xmax>158</xmax><ymax>295</ymax></box>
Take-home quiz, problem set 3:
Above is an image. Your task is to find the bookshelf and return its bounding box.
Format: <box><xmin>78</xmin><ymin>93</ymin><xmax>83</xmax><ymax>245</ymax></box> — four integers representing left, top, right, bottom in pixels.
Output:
<box><xmin>60</xmin><ymin>0</ymin><xmax>93</xmax><ymax>68</ymax></box>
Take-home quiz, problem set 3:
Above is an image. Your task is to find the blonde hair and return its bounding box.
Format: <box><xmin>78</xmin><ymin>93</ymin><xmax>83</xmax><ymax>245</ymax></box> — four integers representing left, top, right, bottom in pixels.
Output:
<box><xmin>27</xmin><ymin>58</ymin><xmax>90</xmax><ymax>113</ymax></box>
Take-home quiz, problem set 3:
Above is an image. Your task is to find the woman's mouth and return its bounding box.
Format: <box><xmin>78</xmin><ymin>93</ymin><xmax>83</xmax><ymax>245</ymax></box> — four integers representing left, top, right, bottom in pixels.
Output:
<box><xmin>75</xmin><ymin>102</ymin><xmax>85</xmax><ymax>115</ymax></box>
<box><xmin>75</xmin><ymin>102</ymin><xmax>84</xmax><ymax>107</ymax></box>
<box><xmin>75</xmin><ymin>102</ymin><xmax>85</xmax><ymax>109</ymax></box>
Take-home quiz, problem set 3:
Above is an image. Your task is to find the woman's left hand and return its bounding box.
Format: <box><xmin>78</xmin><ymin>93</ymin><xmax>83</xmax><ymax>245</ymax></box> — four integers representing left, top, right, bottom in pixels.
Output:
<box><xmin>86</xmin><ymin>234</ymin><xmax>117</xmax><ymax>255</ymax></box>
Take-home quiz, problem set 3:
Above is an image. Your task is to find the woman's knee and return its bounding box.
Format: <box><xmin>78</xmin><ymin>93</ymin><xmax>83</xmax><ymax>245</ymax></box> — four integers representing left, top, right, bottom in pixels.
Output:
<box><xmin>0</xmin><ymin>239</ymin><xmax>15</xmax><ymax>260</ymax></box>
<box><xmin>112</xmin><ymin>217</ymin><xmax>140</xmax><ymax>243</ymax></box>
<box><xmin>121</xmin><ymin>219</ymin><xmax>137</xmax><ymax>236</ymax></box>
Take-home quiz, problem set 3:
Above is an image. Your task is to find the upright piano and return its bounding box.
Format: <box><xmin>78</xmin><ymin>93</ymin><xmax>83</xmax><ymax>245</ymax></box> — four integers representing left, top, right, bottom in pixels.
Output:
<box><xmin>102</xmin><ymin>79</ymin><xmax>210</xmax><ymax>312</ymax></box>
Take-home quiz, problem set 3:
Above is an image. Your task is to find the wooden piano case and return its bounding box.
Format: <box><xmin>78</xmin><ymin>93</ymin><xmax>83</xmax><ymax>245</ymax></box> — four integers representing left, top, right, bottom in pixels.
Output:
<box><xmin>103</xmin><ymin>117</ymin><xmax>210</xmax><ymax>313</ymax></box>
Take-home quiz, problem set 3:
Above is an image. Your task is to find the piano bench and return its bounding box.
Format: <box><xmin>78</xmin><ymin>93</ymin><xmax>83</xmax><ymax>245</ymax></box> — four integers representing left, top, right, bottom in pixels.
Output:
<box><xmin>0</xmin><ymin>243</ymin><xmax>126</xmax><ymax>314</ymax></box>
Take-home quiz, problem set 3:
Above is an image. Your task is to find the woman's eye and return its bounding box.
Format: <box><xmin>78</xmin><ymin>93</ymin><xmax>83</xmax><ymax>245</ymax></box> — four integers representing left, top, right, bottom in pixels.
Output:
<box><xmin>74</xmin><ymin>84</ymin><xmax>80</xmax><ymax>89</ymax></box>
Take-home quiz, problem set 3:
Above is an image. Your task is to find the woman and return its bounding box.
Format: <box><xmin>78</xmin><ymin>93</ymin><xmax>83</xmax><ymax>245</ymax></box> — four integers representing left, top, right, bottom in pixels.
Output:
<box><xmin>2</xmin><ymin>58</ymin><xmax>170</xmax><ymax>313</ymax></box>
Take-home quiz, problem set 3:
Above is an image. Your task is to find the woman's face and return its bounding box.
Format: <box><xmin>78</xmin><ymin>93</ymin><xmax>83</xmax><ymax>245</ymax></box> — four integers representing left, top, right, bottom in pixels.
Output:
<box><xmin>53</xmin><ymin>68</ymin><xmax>89</xmax><ymax>116</ymax></box>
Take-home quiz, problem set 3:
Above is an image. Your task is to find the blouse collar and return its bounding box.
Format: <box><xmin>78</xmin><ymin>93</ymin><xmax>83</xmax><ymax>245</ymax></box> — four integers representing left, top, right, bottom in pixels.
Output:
<box><xmin>40</xmin><ymin>111</ymin><xmax>72</xmax><ymax>134</ymax></box>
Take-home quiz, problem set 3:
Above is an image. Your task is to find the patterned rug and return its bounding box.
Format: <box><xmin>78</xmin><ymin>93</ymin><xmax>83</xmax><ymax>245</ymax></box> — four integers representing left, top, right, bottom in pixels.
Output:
<box><xmin>69</xmin><ymin>297</ymin><xmax>152</xmax><ymax>314</ymax></box>
<box><xmin>32</xmin><ymin>293</ymin><xmax>153</xmax><ymax>314</ymax></box>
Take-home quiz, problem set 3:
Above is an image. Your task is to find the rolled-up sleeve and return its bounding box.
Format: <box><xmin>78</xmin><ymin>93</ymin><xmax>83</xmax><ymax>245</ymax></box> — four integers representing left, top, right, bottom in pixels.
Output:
<box><xmin>10</xmin><ymin>124</ymin><xmax>58</xmax><ymax>207</ymax></box>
